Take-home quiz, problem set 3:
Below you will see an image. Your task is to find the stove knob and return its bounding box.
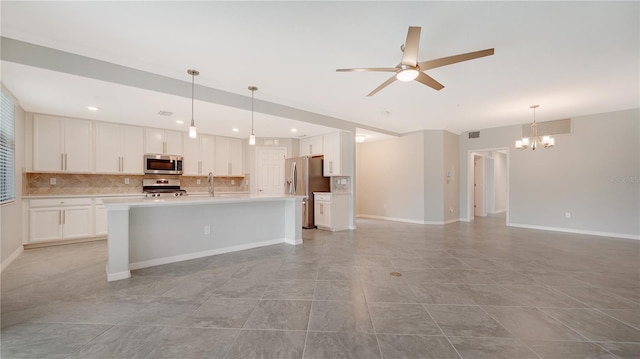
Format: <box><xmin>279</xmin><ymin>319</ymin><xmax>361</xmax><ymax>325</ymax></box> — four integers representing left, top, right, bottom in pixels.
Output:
<box><xmin>174</xmin><ymin>192</ymin><xmax>180</xmax><ymax>197</ymax></box>
<box><xmin>154</xmin><ymin>193</ymin><xmax>160</xmax><ymax>198</ymax></box>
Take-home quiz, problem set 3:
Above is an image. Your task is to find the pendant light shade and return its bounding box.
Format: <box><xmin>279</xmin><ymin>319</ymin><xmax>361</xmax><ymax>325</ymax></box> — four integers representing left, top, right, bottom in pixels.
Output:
<box><xmin>515</xmin><ymin>105</ymin><xmax>555</xmax><ymax>151</ymax></box>
<box><xmin>248</xmin><ymin>86</ymin><xmax>258</xmax><ymax>146</ymax></box>
<box><xmin>188</xmin><ymin>69</ymin><xmax>199</xmax><ymax>139</ymax></box>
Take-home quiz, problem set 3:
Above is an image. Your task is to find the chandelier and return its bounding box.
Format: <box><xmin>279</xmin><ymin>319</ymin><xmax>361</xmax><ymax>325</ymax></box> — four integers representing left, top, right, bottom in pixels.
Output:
<box><xmin>515</xmin><ymin>105</ymin><xmax>555</xmax><ymax>150</ymax></box>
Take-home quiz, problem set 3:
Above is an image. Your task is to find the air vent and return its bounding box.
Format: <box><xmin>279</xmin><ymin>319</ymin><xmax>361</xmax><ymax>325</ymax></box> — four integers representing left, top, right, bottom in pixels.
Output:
<box><xmin>468</xmin><ymin>131</ymin><xmax>480</xmax><ymax>139</ymax></box>
<box><xmin>157</xmin><ymin>111</ymin><xmax>173</xmax><ymax>116</ymax></box>
<box><xmin>523</xmin><ymin>118</ymin><xmax>571</xmax><ymax>137</ymax></box>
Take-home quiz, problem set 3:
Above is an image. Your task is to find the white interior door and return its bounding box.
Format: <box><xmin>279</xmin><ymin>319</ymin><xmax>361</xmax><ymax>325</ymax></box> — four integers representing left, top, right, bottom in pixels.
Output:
<box><xmin>257</xmin><ymin>147</ymin><xmax>286</xmax><ymax>196</ymax></box>
<box><xmin>474</xmin><ymin>155</ymin><xmax>486</xmax><ymax>217</ymax></box>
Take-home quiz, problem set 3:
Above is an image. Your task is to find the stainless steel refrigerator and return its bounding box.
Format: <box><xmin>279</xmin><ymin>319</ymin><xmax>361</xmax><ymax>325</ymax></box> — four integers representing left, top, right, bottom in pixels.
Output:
<box><xmin>285</xmin><ymin>156</ymin><xmax>330</xmax><ymax>228</ymax></box>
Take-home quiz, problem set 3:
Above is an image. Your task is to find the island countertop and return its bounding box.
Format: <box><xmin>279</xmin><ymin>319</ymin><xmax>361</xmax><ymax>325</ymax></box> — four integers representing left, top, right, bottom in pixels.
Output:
<box><xmin>102</xmin><ymin>194</ymin><xmax>305</xmax><ymax>209</ymax></box>
<box><xmin>104</xmin><ymin>193</ymin><xmax>304</xmax><ymax>281</ymax></box>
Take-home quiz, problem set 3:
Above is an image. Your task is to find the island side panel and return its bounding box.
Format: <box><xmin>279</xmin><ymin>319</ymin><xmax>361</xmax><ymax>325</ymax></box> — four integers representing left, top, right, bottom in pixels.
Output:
<box><xmin>284</xmin><ymin>198</ymin><xmax>302</xmax><ymax>245</ymax></box>
<box><xmin>106</xmin><ymin>207</ymin><xmax>132</xmax><ymax>281</ymax></box>
<box><xmin>128</xmin><ymin>200</ymin><xmax>288</xmax><ymax>268</ymax></box>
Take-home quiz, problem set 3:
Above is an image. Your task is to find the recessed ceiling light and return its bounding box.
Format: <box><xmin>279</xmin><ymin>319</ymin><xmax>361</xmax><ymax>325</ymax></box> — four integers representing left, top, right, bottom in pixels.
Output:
<box><xmin>87</xmin><ymin>106</ymin><xmax>99</xmax><ymax>111</ymax></box>
<box><xmin>232</xmin><ymin>128</ymin><xmax>239</xmax><ymax>132</ymax></box>
<box><xmin>355</xmin><ymin>135</ymin><xmax>366</xmax><ymax>143</ymax></box>
<box><xmin>175</xmin><ymin>120</ymin><xmax>184</xmax><ymax>124</ymax></box>
<box><xmin>291</xmin><ymin>128</ymin><xmax>298</xmax><ymax>132</ymax></box>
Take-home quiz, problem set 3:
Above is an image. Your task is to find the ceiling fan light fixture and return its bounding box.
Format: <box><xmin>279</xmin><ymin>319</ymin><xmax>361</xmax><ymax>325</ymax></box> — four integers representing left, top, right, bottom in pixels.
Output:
<box><xmin>396</xmin><ymin>67</ymin><xmax>419</xmax><ymax>82</ymax></box>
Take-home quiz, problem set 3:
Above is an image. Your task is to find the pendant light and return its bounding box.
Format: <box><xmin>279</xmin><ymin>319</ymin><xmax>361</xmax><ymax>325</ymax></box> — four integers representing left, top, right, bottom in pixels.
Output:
<box><xmin>248</xmin><ymin>86</ymin><xmax>258</xmax><ymax>146</ymax></box>
<box><xmin>187</xmin><ymin>69</ymin><xmax>199</xmax><ymax>139</ymax></box>
<box><xmin>515</xmin><ymin>105</ymin><xmax>555</xmax><ymax>151</ymax></box>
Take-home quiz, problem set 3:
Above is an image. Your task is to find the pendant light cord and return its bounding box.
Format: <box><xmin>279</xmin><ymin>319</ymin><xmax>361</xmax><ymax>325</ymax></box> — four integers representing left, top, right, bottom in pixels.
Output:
<box><xmin>191</xmin><ymin>72</ymin><xmax>195</xmax><ymax>126</ymax></box>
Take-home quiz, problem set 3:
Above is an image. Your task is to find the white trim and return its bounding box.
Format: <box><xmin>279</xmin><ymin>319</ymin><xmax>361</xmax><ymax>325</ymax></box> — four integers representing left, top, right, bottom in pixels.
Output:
<box><xmin>357</xmin><ymin>214</ymin><xmax>460</xmax><ymax>225</ymax></box>
<box><xmin>284</xmin><ymin>237</ymin><xmax>302</xmax><ymax>245</ymax></box>
<box><xmin>105</xmin><ymin>264</ymin><xmax>131</xmax><ymax>281</ymax></box>
<box><xmin>1</xmin><ymin>245</ymin><xmax>23</xmax><ymax>272</ymax></box>
<box><xmin>508</xmin><ymin>222</ymin><xmax>640</xmax><ymax>240</ymax></box>
<box><xmin>128</xmin><ymin>238</ymin><xmax>285</xmax><ymax>271</ymax></box>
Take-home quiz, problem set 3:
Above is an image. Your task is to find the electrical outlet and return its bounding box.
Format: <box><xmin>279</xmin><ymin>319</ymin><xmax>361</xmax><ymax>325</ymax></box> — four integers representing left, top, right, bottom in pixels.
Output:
<box><xmin>49</xmin><ymin>178</ymin><xmax>56</xmax><ymax>185</ymax></box>
<box><xmin>204</xmin><ymin>225</ymin><xmax>211</xmax><ymax>235</ymax></box>
<box><xmin>197</xmin><ymin>179</ymin><xmax>201</xmax><ymax>185</ymax></box>
<box><xmin>231</xmin><ymin>180</ymin><xmax>235</xmax><ymax>185</ymax></box>
<box><xmin>124</xmin><ymin>178</ymin><xmax>130</xmax><ymax>185</ymax></box>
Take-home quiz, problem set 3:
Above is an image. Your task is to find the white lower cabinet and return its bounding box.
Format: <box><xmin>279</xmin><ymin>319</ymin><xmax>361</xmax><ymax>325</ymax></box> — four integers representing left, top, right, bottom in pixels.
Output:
<box><xmin>29</xmin><ymin>198</ymin><xmax>92</xmax><ymax>242</ymax></box>
<box><xmin>314</xmin><ymin>192</ymin><xmax>349</xmax><ymax>231</ymax></box>
<box><xmin>94</xmin><ymin>199</ymin><xmax>108</xmax><ymax>237</ymax></box>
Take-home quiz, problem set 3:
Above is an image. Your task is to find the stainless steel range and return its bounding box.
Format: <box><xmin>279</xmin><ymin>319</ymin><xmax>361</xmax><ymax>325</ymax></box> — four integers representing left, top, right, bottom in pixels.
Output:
<box><xmin>142</xmin><ymin>178</ymin><xmax>187</xmax><ymax>198</ymax></box>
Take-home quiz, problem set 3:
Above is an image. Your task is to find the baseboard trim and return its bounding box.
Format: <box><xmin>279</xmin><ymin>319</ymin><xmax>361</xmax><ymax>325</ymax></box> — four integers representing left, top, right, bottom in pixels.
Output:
<box><xmin>508</xmin><ymin>222</ymin><xmax>640</xmax><ymax>240</ymax></box>
<box><xmin>1</xmin><ymin>245</ymin><xmax>24</xmax><ymax>272</ymax></box>
<box><xmin>129</xmin><ymin>238</ymin><xmax>286</xmax><ymax>271</ymax></box>
<box><xmin>357</xmin><ymin>214</ymin><xmax>460</xmax><ymax>225</ymax></box>
<box><xmin>106</xmin><ymin>264</ymin><xmax>131</xmax><ymax>282</ymax></box>
<box><xmin>24</xmin><ymin>236</ymin><xmax>106</xmax><ymax>250</ymax></box>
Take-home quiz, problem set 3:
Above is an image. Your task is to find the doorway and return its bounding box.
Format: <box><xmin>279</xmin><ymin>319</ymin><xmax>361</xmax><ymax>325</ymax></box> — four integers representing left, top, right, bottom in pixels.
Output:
<box><xmin>256</xmin><ymin>147</ymin><xmax>286</xmax><ymax>196</ymax></box>
<box><xmin>468</xmin><ymin>148</ymin><xmax>509</xmax><ymax>222</ymax></box>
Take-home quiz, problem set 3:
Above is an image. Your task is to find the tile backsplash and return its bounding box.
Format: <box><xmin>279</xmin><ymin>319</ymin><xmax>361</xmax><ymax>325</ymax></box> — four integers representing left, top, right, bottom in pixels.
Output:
<box><xmin>25</xmin><ymin>173</ymin><xmax>248</xmax><ymax>196</ymax></box>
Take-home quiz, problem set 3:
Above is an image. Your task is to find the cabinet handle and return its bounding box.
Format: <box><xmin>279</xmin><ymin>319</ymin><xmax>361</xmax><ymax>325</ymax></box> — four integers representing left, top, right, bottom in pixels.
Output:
<box><xmin>62</xmin><ymin>209</ymin><xmax>66</xmax><ymax>225</ymax></box>
<box><xmin>59</xmin><ymin>209</ymin><xmax>63</xmax><ymax>224</ymax></box>
<box><xmin>163</xmin><ymin>142</ymin><xmax>167</xmax><ymax>154</ymax></box>
<box><xmin>228</xmin><ymin>163</ymin><xmax>232</xmax><ymax>175</ymax></box>
<box><xmin>309</xmin><ymin>144</ymin><xmax>312</xmax><ymax>154</ymax></box>
<box><xmin>61</xmin><ymin>153</ymin><xmax>64</xmax><ymax>171</ymax></box>
<box><xmin>329</xmin><ymin>161</ymin><xmax>333</xmax><ymax>174</ymax></box>
<box><xmin>198</xmin><ymin>161</ymin><xmax>202</xmax><ymax>174</ymax></box>
<box><xmin>64</xmin><ymin>153</ymin><xmax>68</xmax><ymax>171</ymax></box>
<box><xmin>320</xmin><ymin>203</ymin><xmax>324</xmax><ymax>215</ymax></box>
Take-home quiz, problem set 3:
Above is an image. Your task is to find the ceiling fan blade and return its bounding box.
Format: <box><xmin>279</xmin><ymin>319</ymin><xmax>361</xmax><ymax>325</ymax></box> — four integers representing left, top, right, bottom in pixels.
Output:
<box><xmin>367</xmin><ymin>74</ymin><xmax>398</xmax><ymax>96</ymax></box>
<box><xmin>419</xmin><ymin>48</ymin><xmax>495</xmax><ymax>70</ymax></box>
<box><xmin>400</xmin><ymin>26</ymin><xmax>421</xmax><ymax>66</ymax></box>
<box><xmin>336</xmin><ymin>67</ymin><xmax>398</xmax><ymax>73</ymax></box>
<box><xmin>415</xmin><ymin>72</ymin><xmax>444</xmax><ymax>91</ymax></box>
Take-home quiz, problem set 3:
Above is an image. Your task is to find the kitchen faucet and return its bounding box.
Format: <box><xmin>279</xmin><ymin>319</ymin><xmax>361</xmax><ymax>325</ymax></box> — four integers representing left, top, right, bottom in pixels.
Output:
<box><xmin>207</xmin><ymin>172</ymin><xmax>215</xmax><ymax>197</ymax></box>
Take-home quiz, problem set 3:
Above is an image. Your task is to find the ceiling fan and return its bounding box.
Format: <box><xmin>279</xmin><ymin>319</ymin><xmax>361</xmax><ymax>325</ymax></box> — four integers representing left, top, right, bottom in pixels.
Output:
<box><xmin>336</xmin><ymin>26</ymin><xmax>494</xmax><ymax>96</ymax></box>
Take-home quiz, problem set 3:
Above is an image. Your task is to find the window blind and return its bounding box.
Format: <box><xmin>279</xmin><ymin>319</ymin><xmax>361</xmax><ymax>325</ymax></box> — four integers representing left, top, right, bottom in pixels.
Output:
<box><xmin>1</xmin><ymin>91</ymin><xmax>15</xmax><ymax>204</ymax></box>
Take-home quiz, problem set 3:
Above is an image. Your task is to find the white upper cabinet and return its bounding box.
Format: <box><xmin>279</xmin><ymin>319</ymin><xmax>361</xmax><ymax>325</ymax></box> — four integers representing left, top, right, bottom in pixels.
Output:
<box><xmin>322</xmin><ymin>131</ymin><xmax>353</xmax><ymax>177</ymax></box>
<box><xmin>95</xmin><ymin>122</ymin><xmax>143</xmax><ymax>174</ymax></box>
<box><xmin>214</xmin><ymin>136</ymin><xmax>243</xmax><ymax>176</ymax></box>
<box><xmin>183</xmin><ymin>133</ymin><xmax>215</xmax><ymax>175</ymax></box>
<box><xmin>144</xmin><ymin>128</ymin><xmax>183</xmax><ymax>155</ymax></box>
<box><xmin>299</xmin><ymin>136</ymin><xmax>323</xmax><ymax>157</ymax></box>
<box><xmin>33</xmin><ymin>114</ymin><xmax>92</xmax><ymax>173</ymax></box>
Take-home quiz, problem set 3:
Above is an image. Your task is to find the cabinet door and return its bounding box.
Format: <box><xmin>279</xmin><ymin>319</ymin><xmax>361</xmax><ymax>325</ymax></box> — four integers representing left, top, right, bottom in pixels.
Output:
<box><xmin>214</xmin><ymin>137</ymin><xmax>231</xmax><ymax>175</ymax></box>
<box><xmin>62</xmin><ymin>206</ymin><xmax>92</xmax><ymax>239</ymax></box>
<box><xmin>121</xmin><ymin>125</ymin><xmax>143</xmax><ymax>173</ymax></box>
<box><xmin>144</xmin><ymin>128</ymin><xmax>165</xmax><ymax>154</ymax></box>
<box><xmin>182</xmin><ymin>134</ymin><xmax>201</xmax><ymax>175</ymax></box>
<box><xmin>229</xmin><ymin>138</ymin><xmax>243</xmax><ymax>176</ymax></box>
<box><xmin>323</xmin><ymin>132</ymin><xmax>341</xmax><ymax>176</ymax></box>
<box><xmin>30</xmin><ymin>208</ymin><xmax>62</xmax><ymax>242</ymax></box>
<box><xmin>95</xmin><ymin>122</ymin><xmax>122</xmax><ymax>173</ymax></box>
<box><xmin>164</xmin><ymin>130</ymin><xmax>183</xmax><ymax>155</ymax></box>
<box><xmin>94</xmin><ymin>204</ymin><xmax>108</xmax><ymax>236</ymax></box>
<box><xmin>64</xmin><ymin>118</ymin><xmax>92</xmax><ymax>172</ymax></box>
<box><xmin>300</xmin><ymin>136</ymin><xmax>323</xmax><ymax>156</ymax></box>
<box><xmin>33</xmin><ymin>115</ymin><xmax>64</xmax><ymax>172</ymax></box>
<box><xmin>200</xmin><ymin>134</ymin><xmax>216</xmax><ymax>175</ymax></box>
<box><xmin>315</xmin><ymin>201</ymin><xmax>331</xmax><ymax>229</ymax></box>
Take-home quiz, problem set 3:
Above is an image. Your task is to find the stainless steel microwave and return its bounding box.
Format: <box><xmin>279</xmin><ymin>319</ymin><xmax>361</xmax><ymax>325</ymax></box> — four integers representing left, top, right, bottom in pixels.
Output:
<box><xmin>144</xmin><ymin>154</ymin><xmax>183</xmax><ymax>175</ymax></box>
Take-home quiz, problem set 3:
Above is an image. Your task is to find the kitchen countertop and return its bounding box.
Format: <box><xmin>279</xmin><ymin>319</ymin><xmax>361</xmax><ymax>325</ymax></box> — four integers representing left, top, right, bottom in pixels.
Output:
<box><xmin>103</xmin><ymin>194</ymin><xmax>304</xmax><ymax>209</ymax></box>
<box><xmin>24</xmin><ymin>191</ymin><xmax>249</xmax><ymax>199</ymax></box>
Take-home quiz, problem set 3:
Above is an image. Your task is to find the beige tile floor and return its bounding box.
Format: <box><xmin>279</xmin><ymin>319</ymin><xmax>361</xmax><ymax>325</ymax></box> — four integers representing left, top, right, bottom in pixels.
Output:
<box><xmin>1</xmin><ymin>215</ymin><xmax>639</xmax><ymax>358</ymax></box>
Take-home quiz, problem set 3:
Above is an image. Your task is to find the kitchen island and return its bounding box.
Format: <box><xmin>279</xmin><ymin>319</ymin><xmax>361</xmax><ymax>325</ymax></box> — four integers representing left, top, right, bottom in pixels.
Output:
<box><xmin>103</xmin><ymin>194</ymin><xmax>303</xmax><ymax>281</ymax></box>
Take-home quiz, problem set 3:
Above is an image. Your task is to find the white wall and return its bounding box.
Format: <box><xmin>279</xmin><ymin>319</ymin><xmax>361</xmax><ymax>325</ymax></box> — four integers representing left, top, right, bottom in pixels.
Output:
<box><xmin>460</xmin><ymin>108</ymin><xmax>639</xmax><ymax>239</ymax></box>
<box><xmin>356</xmin><ymin>132</ymin><xmax>425</xmax><ymax>223</ymax></box>
<box><xmin>1</xmin><ymin>91</ymin><xmax>25</xmax><ymax>270</ymax></box>
<box><xmin>443</xmin><ymin>131</ymin><xmax>460</xmax><ymax>222</ymax></box>
<box><xmin>356</xmin><ymin>130</ymin><xmax>459</xmax><ymax>224</ymax></box>
<box><xmin>493</xmin><ymin>152</ymin><xmax>507</xmax><ymax>213</ymax></box>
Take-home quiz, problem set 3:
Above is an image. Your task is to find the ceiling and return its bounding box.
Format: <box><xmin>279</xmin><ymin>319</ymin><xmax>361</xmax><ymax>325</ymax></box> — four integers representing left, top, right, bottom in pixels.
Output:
<box><xmin>1</xmin><ymin>1</ymin><xmax>638</xmax><ymax>142</ymax></box>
